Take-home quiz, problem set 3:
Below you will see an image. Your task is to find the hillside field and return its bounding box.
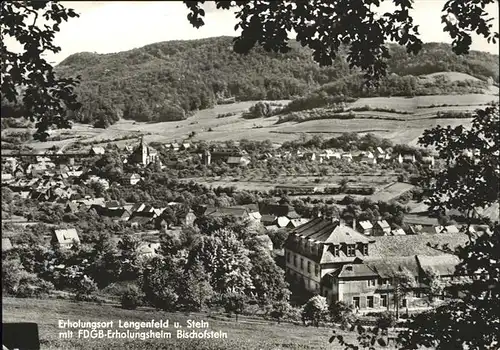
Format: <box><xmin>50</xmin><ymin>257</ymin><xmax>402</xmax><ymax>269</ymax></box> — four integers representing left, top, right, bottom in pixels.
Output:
<box><xmin>1</xmin><ymin>297</ymin><xmax>392</xmax><ymax>350</ymax></box>
<box><xmin>15</xmin><ymin>89</ymin><xmax>497</xmax><ymax>152</ymax></box>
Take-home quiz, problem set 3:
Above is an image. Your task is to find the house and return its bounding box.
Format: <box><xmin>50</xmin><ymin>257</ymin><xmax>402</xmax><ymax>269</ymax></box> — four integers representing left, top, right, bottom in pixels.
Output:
<box><xmin>227</xmin><ymin>156</ymin><xmax>251</xmax><ymax>167</ymax></box>
<box><xmin>64</xmin><ymin>201</ymin><xmax>80</xmax><ymax>214</ymax></box>
<box><xmin>434</xmin><ymin>225</ymin><xmax>460</xmax><ymax>234</ymax></box>
<box><xmin>1</xmin><ymin>173</ymin><xmax>13</xmax><ymax>183</ymax></box>
<box><xmin>128</xmin><ymin>211</ymin><xmax>156</xmax><ymax>227</ymax></box>
<box><xmin>287</xmin><ymin>218</ymin><xmax>310</xmax><ymax>229</ymax></box>
<box><xmin>105</xmin><ymin>200</ymin><xmax>121</xmax><ymax>210</ymax></box>
<box><xmin>402</xmin><ymin>154</ymin><xmax>416</xmax><ymax>163</ymax></box>
<box><xmin>373</xmin><ymin>220</ymin><xmax>391</xmax><ymax>236</ymax></box>
<box><xmin>75</xmin><ymin>197</ymin><xmax>106</xmax><ymax>208</ymax></box>
<box><xmin>203</xmin><ymin>206</ymin><xmax>250</xmax><ymax>220</ymax></box>
<box><xmin>421</xmin><ymin>155</ymin><xmax>435</xmax><ymax>169</ymax></box>
<box><xmin>356</xmin><ymin>220</ymin><xmax>373</xmax><ymax>235</ymax></box>
<box><xmin>274</xmin><ymin>185</ymin><xmax>317</xmax><ymax>195</ymax></box>
<box><xmin>341</xmin><ymin>153</ymin><xmax>353</xmax><ymax>162</ymax></box>
<box><xmin>136</xmin><ymin>242</ymin><xmax>161</xmax><ymax>258</ymax></box>
<box><xmin>181</xmin><ymin>142</ymin><xmax>191</xmax><ymax>151</ymax></box>
<box><xmin>52</xmin><ymin>228</ymin><xmax>80</xmax><ymax>249</ymax></box>
<box><xmin>128</xmin><ymin>138</ymin><xmax>158</xmax><ymax>166</ymax></box>
<box><xmin>2</xmin><ymin>238</ymin><xmax>13</xmax><ymax>252</ymax></box>
<box><xmin>285</xmin><ymin>218</ymin><xmax>373</xmax><ymax>295</ymax></box>
<box><xmin>285</xmin><ymin>217</ymin><xmax>471</xmax><ymax>309</ymax></box>
<box><xmin>303</xmin><ymin>152</ymin><xmax>317</xmax><ymax>161</ymax></box>
<box><xmin>261</xmin><ymin>214</ymin><xmax>278</xmax><ymax>226</ymax></box>
<box><xmin>107</xmin><ymin>208</ymin><xmax>131</xmax><ymax>222</ymax></box>
<box><xmin>89</xmin><ymin>146</ymin><xmax>105</xmax><ymax>155</ymax></box>
<box><xmin>169</xmin><ymin>143</ymin><xmax>180</xmax><ymax>151</ymax></box>
<box><xmin>391</xmin><ymin>228</ymin><xmax>406</xmax><ymax>236</ymax></box>
<box><xmin>277</xmin><ymin>216</ymin><xmax>291</xmax><ymax>228</ymax></box>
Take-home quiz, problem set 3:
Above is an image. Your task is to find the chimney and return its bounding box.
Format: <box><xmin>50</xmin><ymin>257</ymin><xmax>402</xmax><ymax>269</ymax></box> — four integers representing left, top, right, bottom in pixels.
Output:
<box><xmin>352</xmin><ymin>218</ymin><xmax>357</xmax><ymax>230</ymax></box>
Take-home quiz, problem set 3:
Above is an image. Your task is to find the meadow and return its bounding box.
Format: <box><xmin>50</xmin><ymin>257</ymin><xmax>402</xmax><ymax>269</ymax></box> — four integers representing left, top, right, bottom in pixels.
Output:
<box><xmin>13</xmin><ymin>85</ymin><xmax>498</xmax><ymax>152</ymax></box>
<box><xmin>1</xmin><ymin>297</ymin><xmax>393</xmax><ymax>350</ymax></box>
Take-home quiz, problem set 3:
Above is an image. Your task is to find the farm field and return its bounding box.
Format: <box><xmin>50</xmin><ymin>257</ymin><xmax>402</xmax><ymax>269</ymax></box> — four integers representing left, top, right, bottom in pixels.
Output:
<box><xmin>180</xmin><ymin>174</ymin><xmax>398</xmax><ymax>192</ymax></box>
<box><xmin>12</xmin><ymin>88</ymin><xmax>497</xmax><ymax>153</ymax></box>
<box><xmin>2</xmin><ymin>297</ymin><xmax>384</xmax><ymax>350</ymax></box>
<box><xmin>181</xmin><ymin>176</ymin><xmax>413</xmax><ymax>203</ymax></box>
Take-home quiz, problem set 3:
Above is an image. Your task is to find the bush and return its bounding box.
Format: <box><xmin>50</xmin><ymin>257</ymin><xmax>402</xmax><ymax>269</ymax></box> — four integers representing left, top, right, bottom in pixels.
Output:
<box><xmin>16</xmin><ymin>277</ymin><xmax>54</xmax><ymax>299</ymax></box>
<box><xmin>376</xmin><ymin>311</ymin><xmax>396</xmax><ymax>331</ymax></box>
<box><xmin>121</xmin><ymin>285</ymin><xmax>142</xmax><ymax>310</ymax></box>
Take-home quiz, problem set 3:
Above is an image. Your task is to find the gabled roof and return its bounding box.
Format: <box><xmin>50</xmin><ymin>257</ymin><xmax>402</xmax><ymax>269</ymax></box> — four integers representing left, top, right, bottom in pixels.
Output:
<box><xmin>417</xmin><ymin>254</ymin><xmax>460</xmax><ymax>276</ymax></box>
<box><xmin>369</xmin><ymin>233</ymin><xmax>469</xmax><ymax>257</ymax></box>
<box><xmin>337</xmin><ymin>263</ymin><xmax>378</xmax><ymax>278</ymax></box>
<box><xmin>91</xmin><ymin>146</ymin><xmax>105</xmax><ymax>154</ymax></box>
<box><xmin>391</xmin><ymin>228</ymin><xmax>406</xmax><ymax>236</ymax></box>
<box><xmin>261</xmin><ymin>214</ymin><xmax>277</xmax><ymax>224</ymax></box>
<box><xmin>358</xmin><ymin>220</ymin><xmax>373</xmax><ymax>230</ymax></box>
<box><xmin>375</xmin><ymin>220</ymin><xmax>391</xmax><ymax>229</ymax></box>
<box><xmin>292</xmin><ymin>218</ymin><xmax>370</xmax><ymax>244</ymax></box>
<box><xmin>204</xmin><ymin>206</ymin><xmax>248</xmax><ymax>218</ymax></box>
<box><xmin>277</xmin><ymin>216</ymin><xmax>290</xmax><ymax>228</ymax></box>
<box><xmin>2</xmin><ymin>238</ymin><xmax>13</xmax><ymax>251</ymax></box>
<box><xmin>105</xmin><ymin>200</ymin><xmax>121</xmax><ymax>208</ymax></box>
<box><xmin>227</xmin><ymin>156</ymin><xmax>244</xmax><ymax>164</ymax></box>
<box><xmin>364</xmin><ymin>256</ymin><xmax>420</xmax><ymax>278</ymax></box>
<box><xmin>53</xmin><ymin>228</ymin><xmax>80</xmax><ymax>245</ymax></box>
<box><xmin>288</xmin><ymin>218</ymin><xmax>310</xmax><ymax>228</ymax></box>
<box><xmin>404</xmin><ymin>214</ymin><xmax>439</xmax><ymax>226</ymax></box>
<box><xmin>259</xmin><ymin>203</ymin><xmax>293</xmax><ymax>217</ymax></box>
<box><xmin>434</xmin><ymin>225</ymin><xmax>460</xmax><ymax>234</ymax></box>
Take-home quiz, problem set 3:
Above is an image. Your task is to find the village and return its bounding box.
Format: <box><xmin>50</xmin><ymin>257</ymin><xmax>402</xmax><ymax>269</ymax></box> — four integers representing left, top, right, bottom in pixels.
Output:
<box><xmin>2</xmin><ymin>135</ymin><xmax>495</xmax><ymax>317</ymax></box>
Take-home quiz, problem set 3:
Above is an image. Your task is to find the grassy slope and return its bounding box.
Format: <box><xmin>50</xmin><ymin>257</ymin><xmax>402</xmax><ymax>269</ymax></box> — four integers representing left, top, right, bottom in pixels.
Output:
<box><xmin>19</xmin><ymin>88</ymin><xmax>498</xmax><ymax>152</ymax></box>
<box><xmin>2</xmin><ymin>297</ymin><xmax>373</xmax><ymax>350</ymax></box>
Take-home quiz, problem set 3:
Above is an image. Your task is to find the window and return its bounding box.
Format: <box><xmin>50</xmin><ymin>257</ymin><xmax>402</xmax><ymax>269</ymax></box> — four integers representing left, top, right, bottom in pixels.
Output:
<box><xmin>307</xmin><ymin>261</ymin><xmax>311</xmax><ymax>273</ymax></box>
<box><xmin>315</xmin><ymin>264</ymin><xmax>319</xmax><ymax>277</ymax></box>
<box><xmin>378</xmin><ymin>278</ymin><xmax>384</xmax><ymax>286</ymax></box>
<box><xmin>315</xmin><ymin>283</ymin><xmax>319</xmax><ymax>291</ymax></box>
<box><xmin>293</xmin><ymin>254</ymin><xmax>297</xmax><ymax>267</ymax></box>
<box><xmin>333</xmin><ymin>245</ymin><xmax>340</xmax><ymax>257</ymax></box>
<box><xmin>415</xmin><ymin>291</ymin><xmax>421</xmax><ymax>298</ymax></box>
<box><xmin>287</xmin><ymin>251</ymin><xmax>291</xmax><ymax>263</ymax></box>
<box><xmin>367</xmin><ymin>279</ymin><xmax>376</xmax><ymax>287</ymax></box>
<box><xmin>402</xmin><ymin>299</ymin><xmax>407</xmax><ymax>307</ymax></box>
<box><xmin>381</xmin><ymin>295</ymin><xmax>388</xmax><ymax>307</ymax></box>
<box><xmin>300</xmin><ymin>258</ymin><xmax>304</xmax><ymax>270</ymax></box>
<box><xmin>362</xmin><ymin>244</ymin><xmax>368</xmax><ymax>255</ymax></box>
<box><xmin>347</xmin><ymin>244</ymin><xmax>356</xmax><ymax>257</ymax></box>
<box><xmin>367</xmin><ymin>296</ymin><xmax>374</xmax><ymax>308</ymax></box>
<box><xmin>353</xmin><ymin>297</ymin><xmax>360</xmax><ymax>308</ymax></box>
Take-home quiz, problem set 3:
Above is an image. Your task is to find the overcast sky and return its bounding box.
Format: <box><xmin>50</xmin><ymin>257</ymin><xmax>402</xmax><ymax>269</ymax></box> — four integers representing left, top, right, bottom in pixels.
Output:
<box><xmin>6</xmin><ymin>0</ymin><xmax>499</xmax><ymax>64</ymax></box>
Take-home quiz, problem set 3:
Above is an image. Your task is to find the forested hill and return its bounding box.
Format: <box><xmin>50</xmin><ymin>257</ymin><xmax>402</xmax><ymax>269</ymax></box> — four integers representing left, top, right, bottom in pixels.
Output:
<box><xmin>55</xmin><ymin>36</ymin><xmax>499</xmax><ymax>127</ymax></box>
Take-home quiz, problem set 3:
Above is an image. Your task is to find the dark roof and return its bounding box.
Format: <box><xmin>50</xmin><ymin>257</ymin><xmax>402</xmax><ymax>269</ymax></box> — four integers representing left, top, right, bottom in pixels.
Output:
<box><xmin>106</xmin><ymin>208</ymin><xmax>130</xmax><ymax>218</ymax></box>
<box><xmin>404</xmin><ymin>214</ymin><xmax>439</xmax><ymax>226</ymax></box>
<box><xmin>417</xmin><ymin>255</ymin><xmax>460</xmax><ymax>276</ymax></box>
<box><xmin>261</xmin><ymin>214</ymin><xmax>277</xmax><ymax>223</ymax></box>
<box><xmin>292</xmin><ymin>218</ymin><xmax>370</xmax><ymax>244</ymax></box>
<box><xmin>204</xmin><ymin>206</ymin><xmax>248</xmax><ymax>218</ymax></box>
<box><xmin>364</xmin><ymin>256</ymin><xmax>420</xmax><ymax>278</ymax></box>
<box><xmin>259</xmin><ymin>203</ymin><xmax>293</xmax><ymax>217</ymax></box>
<box><xmin>105</xmin><ymin>200</ymin><xmax>121</xmax><ymax>208</ymax></box>
<box><xmin>369</xmin><ymin>233</ymin><xmax>469</xmax><ymax>257</ymax></box>
<box><xmin>336</xmin><ymin>263</ymin><xmax>378</xmax><ymax>278</ymax></box>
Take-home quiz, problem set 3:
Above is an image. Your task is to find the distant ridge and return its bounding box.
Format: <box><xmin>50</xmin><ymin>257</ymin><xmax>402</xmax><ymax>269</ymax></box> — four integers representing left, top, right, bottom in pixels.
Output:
<box><xmin>54</xmin><ymin>36</ymin><xmax>499</xmax><ymax>127</ymax></box>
